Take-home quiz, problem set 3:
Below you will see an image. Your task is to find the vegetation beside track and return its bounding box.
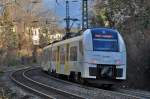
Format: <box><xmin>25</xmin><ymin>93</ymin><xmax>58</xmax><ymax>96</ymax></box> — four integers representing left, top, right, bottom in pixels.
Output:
<box><xmin>92</xmin><ymin>0</ymin><xmax>150</xmax><ymax>90</ymax></box>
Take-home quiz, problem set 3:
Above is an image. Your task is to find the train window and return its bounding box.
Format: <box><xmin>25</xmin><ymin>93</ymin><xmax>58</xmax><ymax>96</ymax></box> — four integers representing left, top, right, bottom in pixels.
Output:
<box><xmin>79</xmin><ymin>40</ymin><xmax>84</xmax><ymax>55</ymax></box>
<box><xmin>60</xmin><ymin>47</ymin><xmax>65</xmax><ymax>64</ymax></box>
<box><xmin>49</xmin><ymin>48</ymin><xmax>52</xmax><ymax>61</ymax></box>
<box><xmin>57</xmin><ymin>46</ymin><xmax>60</xmax><ymax>62</ymax></box>
<box><xmin>43</xmin><ymin>50</ymin><xmax>46</xmax><ymax>62</ymax></box>
<box><xmin>46</xmin><ymin>49</ymin><xmax>49</xmax><ymax>61</ymax></box>
<box><xmin>52</xmin><ymin>50</ymin><xmax>57</xmax><ymax>61</ymax></box>
<box><xmin>70</xmin><ymin>46</ymin><xmax>77</xmax><ymax>61</ymax></box>
<box><xmin>49</xmin><ymin>49</ymin><xmax>51</xmax><ymax>60</ymax></box>
<box><xmin>44</xmin><ymin>50</ymin><xmax>47</xmax><ymax>62</ymax></box>
<box><xmin>93</xmin><ymin>38</ymin><xmax>118</xmax><ymax>52</ymax></box>
<box><xmin>66</xmin><ymin>44</ymin><xmax>69</xmax><ymax>61</ymax></box>
<box><xmin>45</xmin><ymin>50</ymin><xmax>48</xmax><ymax>62</ymax></box>
<box><xmin>92</xmin><ymin>31</ymin><xmax>118</xmax><ymax>52</ymax></box>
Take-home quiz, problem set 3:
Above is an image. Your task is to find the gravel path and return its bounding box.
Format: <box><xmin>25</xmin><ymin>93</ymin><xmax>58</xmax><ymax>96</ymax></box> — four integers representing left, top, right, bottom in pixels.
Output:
<box><xmin>0</xmin><ymin>64</ymin><xmax>41</xmax><ymax>99</ymax></box>
<box><xmin>26</xmin><ymin>68</ymin><xmax>141</xmax><ymax>99</ymax></box>
<box><xmin>1</xmin><ymin>65</ymin><xmax>150</xmax><ymax>99</ymax></box>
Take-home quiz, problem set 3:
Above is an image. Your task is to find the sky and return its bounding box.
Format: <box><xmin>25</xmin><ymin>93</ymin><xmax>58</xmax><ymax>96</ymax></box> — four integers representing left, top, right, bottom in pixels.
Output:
<box><xmin>43</xmin><ymin>0</ymin><xmax>82</xmax><ymax>28</ymax></box>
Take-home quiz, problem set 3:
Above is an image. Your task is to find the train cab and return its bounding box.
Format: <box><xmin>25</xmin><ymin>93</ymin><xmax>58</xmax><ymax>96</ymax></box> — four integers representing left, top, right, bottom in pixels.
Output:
<box><xmin>82</xmin><ymin>28</ymin><xmax>126</xmax><ymax>80</ymax></box>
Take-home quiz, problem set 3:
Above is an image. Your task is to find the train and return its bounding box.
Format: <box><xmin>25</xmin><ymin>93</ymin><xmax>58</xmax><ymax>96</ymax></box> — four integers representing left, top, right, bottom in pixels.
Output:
<box><xmin>41</xmin><ymin>28</ymin><xmax>126</xmax><ymax>85</ymax></box>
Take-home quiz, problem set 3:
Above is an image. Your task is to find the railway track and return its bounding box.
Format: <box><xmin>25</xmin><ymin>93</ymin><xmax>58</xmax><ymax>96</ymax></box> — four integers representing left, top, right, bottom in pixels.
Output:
<box><xmin>40</xmin><ymin>70</ymin><xmax>150</xmax><ymax>99</ymax></box>
<box><xmin>10</xmin><ymin>67</ymin><xmax>150</xmax><ymax>99</ymax></box>
<box><xmin>10</xmin><ymin>68</ymin><xmax>85</xmax><ymax>99</ymax></box>
<box><xmin>115</xmin><ymin>88</ymin><xmax>150</xmax><ymax>99</ymax></box>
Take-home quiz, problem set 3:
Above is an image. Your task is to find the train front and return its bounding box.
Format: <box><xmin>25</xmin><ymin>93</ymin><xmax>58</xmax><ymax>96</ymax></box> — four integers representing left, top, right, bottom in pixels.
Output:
<box><xmin>82</xmin><ymin>28</ymin><xmax>126</xmax><ymax>82</ymax></box>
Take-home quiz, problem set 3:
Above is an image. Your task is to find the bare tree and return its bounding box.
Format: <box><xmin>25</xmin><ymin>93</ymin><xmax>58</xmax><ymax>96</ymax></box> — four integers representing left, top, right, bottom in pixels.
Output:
<box><xmin>0</xmin><ymin>0</ymin><xmax>60</xmax><ymax>65</ymax></box>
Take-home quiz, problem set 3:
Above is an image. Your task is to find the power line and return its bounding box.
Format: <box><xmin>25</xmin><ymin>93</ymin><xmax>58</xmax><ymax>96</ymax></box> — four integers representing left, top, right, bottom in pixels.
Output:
<box><xmin>82</xmin><ymin>0</ymin><xmax>88</xmax><ymax>30</ymax></box>
<box><xmin>64</xmin><ymin>0</ymin><xmax>79</xmax><ymax>35</ymax></box>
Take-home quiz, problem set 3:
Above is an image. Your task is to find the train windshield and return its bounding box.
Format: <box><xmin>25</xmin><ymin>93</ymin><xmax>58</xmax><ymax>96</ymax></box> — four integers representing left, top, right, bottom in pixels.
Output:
<box><xmin>92</xmin><ymin>29</ymin><xmax>119</xmax><ymax>52</ymax></box>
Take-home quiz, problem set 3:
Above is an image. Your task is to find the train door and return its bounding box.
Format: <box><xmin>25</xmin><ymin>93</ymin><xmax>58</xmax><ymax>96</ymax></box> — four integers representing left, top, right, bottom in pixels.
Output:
<box><xmin>69</xmin><ymin>42</ymin><xmax>78</xmax><ymax>72</ymax></box>
<box><xmin>41</xmin><ymin>49</ymin><xmax>47</xmax><ymax>71</ymax></box>
<box><xmin>65</xmin><ymin>44</ymin><xmax>69</xmax><ymax>75</ymax></box>
<box><xmin>43</xmin><ymin>49</ymin><xmax>50</xmax><ymax>71</ymax></box>
<box><xmin>60</xmin><ymin>45</ymin><xmax>66</xmax><ymax>74</ymax></box>
<box><xmin>49</xmin><ymin>47</ymin><xmax>53</xmax><ymax>72</ymax></box>
<box><xmin>51</xmin><ymin>47</ymin><xmax>57</xmax><ymax>73</ymax></box>
<box><xmin>56</xmin><ymin>46</ymin><xmax>60</xmax><ymax>73</ymax></box>
<box><xmin>78</xmin><ymin>40</ymin><xmax>84</xmax><ymax>72</ymax></box>
<box><xmin>47</xmin><ymin>48</ymin><xmax>51</xmax><ymax>71</ymax></box>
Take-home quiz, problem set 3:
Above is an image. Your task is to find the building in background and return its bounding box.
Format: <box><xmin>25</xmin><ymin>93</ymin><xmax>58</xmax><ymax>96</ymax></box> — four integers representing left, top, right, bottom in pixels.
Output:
<box><xmin>32</xmin><ymin>27</ymin><xmax>40</xmax><ymax>45</ymax></box>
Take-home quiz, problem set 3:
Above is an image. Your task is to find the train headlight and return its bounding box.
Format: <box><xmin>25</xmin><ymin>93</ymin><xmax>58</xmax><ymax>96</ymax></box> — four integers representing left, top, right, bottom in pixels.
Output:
<box><xmin>115</xmin><ymin>59</ymin><xmax>121</xmax><ymax>65</ymax></box>
<box><xmin>90</xmin><ymin>60</ymin><xmax>97</xmax><ymax>64</ymax></box>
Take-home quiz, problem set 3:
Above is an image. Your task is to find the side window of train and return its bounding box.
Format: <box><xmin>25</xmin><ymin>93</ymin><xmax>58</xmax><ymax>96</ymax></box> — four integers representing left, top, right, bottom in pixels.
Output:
<box><xmin>52</xmin><ymin>50</ymin><xmax>56</xmax><ymax>61</ymax></box>
<box><xmin>57</xmin><ymin>46</ymin><xmax>60</xmax><ymax>62</ymax></box>
<box><xmin>79</xmin><ymin>40</ymin><xmax>84</xmax><ymax>55</ymax></box>
<box><xmin>46</xmin><ymin>50</ymin><xmax>48</xmax><ymax>62</ymax></box>
<box><xmin>45</xmin><ymin>50</ymin><xmax>47</xmax><ymax>62</ymax></box>
<box><xmin>48</xmin><ymin>49</ymin><xmax>50</xmax><ymax>60</ymax></box>
<box><xmin>66</xmin><ymin>44</ymin><xmax>69</xmax><ymax>61</ymax></box>
<box><xmin>44</xmin><ymin>50</ymin><xmax>47</xmax><ymax>62</ymax></box>
<box><xmin>49</xmin><ymin>48</ymin><xmax>52</xmax><ymax>61</ymax></box>
<box><xmin>70</xmin><ymin>46</ymin><xmax>77</xmax><ymax>61</ymax></box>
<box><xmin>43</xmin><ymin>50</ymin><xmax>45</xmax><ymax>62</ymax></box>
<box><xmin>60</xmin><ymin>47</ymin><xmax>65</xmax><ymax>64</ymax></box>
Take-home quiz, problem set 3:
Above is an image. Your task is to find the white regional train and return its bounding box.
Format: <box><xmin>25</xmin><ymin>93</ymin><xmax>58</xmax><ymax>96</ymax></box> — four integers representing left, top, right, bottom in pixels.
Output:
<box><xmin>41</xmin><ymin>28</ymin><xmax>126</xmax><ymax>84</ymax></box>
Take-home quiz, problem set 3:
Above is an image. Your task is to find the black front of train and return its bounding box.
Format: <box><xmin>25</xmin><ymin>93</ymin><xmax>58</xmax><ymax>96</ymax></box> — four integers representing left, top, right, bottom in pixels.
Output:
<box><xmin>89</xmin><ymin>65</ymin><xmax>113</xmax><ymax>79</ymax></box>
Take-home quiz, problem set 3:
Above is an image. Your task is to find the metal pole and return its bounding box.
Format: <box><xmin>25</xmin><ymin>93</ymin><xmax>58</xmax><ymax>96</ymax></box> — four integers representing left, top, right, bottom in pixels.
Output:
<box><xmin>66</xmin><ymin>0</ymin><xmax>70</xmax><ymax>34</ymax></box>
<box><xmin>82</xmin><ymin>0</ymin><xmax>88</xmax><ymax>30</ymax></box>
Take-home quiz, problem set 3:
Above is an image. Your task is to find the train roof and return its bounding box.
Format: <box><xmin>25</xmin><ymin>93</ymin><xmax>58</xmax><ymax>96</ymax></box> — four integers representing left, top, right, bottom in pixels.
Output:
<box><xmin>43</xmin><ymin>35</ymin><xmax>83</xmax><ymax>50</ymax></box>
<box><xmin>43</xmin><ymin>28</ymin><xmax>119</xmax><ymax>50</ymax></box>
